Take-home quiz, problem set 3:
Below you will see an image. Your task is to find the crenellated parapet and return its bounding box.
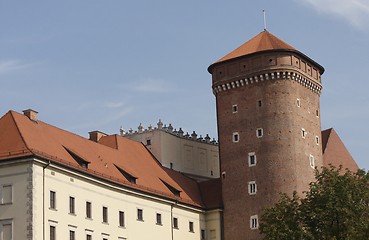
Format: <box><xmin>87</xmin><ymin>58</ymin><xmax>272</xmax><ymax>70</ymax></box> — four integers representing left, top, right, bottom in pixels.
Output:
<box><xmin>120</xmin><ymin>120</ymin><xmax>218</xmax><ymax>145</ymax></box>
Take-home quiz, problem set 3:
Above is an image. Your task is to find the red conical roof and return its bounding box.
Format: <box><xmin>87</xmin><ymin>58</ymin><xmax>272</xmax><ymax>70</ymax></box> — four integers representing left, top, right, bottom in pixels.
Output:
<box><xmin>216</xmin><ymin>31</ymin><xmax>296</xmax><ymax>63</ymax></box>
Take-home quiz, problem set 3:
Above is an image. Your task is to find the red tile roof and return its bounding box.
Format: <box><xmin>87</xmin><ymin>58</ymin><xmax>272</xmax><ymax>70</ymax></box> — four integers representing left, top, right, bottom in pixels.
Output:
<box><xmin>0</xmin><ymin>110</ymin><xmax>222</xmax><ymax>209</ymax></box>
<box><xmin>321</xmin><ymin>128</ymin><xmax>358</xmax><ymax>172</ymax></box>
<box><xmin>216</xmin><ymin>31</ymin><xmax>296</xmax><ymax>63</ymax></box>
<box><xmin>208</xmin><ymin>31</ymin><xmax>324</xmax><ymax>74</ymax></box>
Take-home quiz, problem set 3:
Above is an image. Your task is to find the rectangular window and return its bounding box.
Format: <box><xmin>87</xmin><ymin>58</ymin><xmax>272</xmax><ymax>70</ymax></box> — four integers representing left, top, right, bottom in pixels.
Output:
<box><xmin>173</xmin><ymin>217</ymin><xmax>178</xmax><ymax>229</ymax></box>
<box><xmin>232</xmin><ymin>104</ymin><xmax>238</xmax><ymax>113</ymax></box>
<box><xmin>1</xmin><ymin>185</ymin><xmax>12</xmax><ymax>204</ymax></box>
<box><xmin>137</xmin><ymin>209</ymin><xmax>143</xmax><ymax>221</ymax></box>
<box><xmin>296</xmin><ymin>98</ymin><xmax>301</xmax><ymax>107</ymax></box>
<box><xmin>248</xmin><ymin>152</ymin><xmax>257</xmax><ymax>167</ymax></box>
<box><xmin>248</xmin><ymin>181</ymin><xmax>257</xmax><ymax>195</ymax></box>
<box><xmin>119</xmin><ymin>211</ymin><xmax>125</xmax><ymax>227</ymax></box>
<box><xmin>256</xmin><ymin>128</ymin><xmax>263</xmax><ymax>138</ymax></box>
<box><xmin>86</xmin><ymin>201</ymin><xmax>92</xmax><ymax>219</ymax></box>
<box><xmin>232</xmin><ymin>132</ymin><xmax>239</xmax><ymax>142</ymax></box>
<box><xmin>70</xmin><ymin>230</ymin><xmax>75</xmax><ymax>240</ymax></box>
<box><xmin>156</xmin><ymin>213</ymin><xmax>162</xmax><ymax>225</ymax></box>
<box><xmin>50</xmin><ymin>225</ymin><xmax>56</xmax><ymax>240</ymax></box>
<box><xmin>201</xmin><ymin>229</ymin><xmax>206</xmax><ymax>240</ymax></box>
<box><xmin>69</xmin><ymin>196</ymin><xmax>75</xmax><ymax>214</ymax></box>
<box><xmin>315</xmin><ymin>136</ymin><xmax>320</xmax><ymax>145</ymax></box>
<box><xmin>86</xmin><ymin>234</ymin><xmax>92</xmax><ymax>240</ymax></box>
<box><xmin>250</xmin><ymin>215</ymin><xmax>258</xmax><ymax>229</ymax></box>
<box><xmin>258</xmin><ymin>100</ymin><xmax>262</xmax><ymax>107</ymax></box>
<box><xmin>50</xmin><ymin>191</ymin><xmax>56</xmax><ymax>209</ymax></box>
<box><xmin>189</xmin><ymin>221</ymin><xmax>194</xmax><ymax>232</ymax></box>
<box><xmin>1</xmin><ymin>221</ymin><xmax>12</xmax><ymax>240</ymax></box>
<box><xmin>309</xmin><ymin>155</ymin><xmax>315</xmax><ymax>169</ymax></box>
<box><xmin>301</xmin><ymin>128</ymin><xmax>307</xmax><ymax>138</ymax></box>
<box><xmin>103</xmin><ymin>207</ymin><xmax>108</xmax><ymax>223</ymax></box>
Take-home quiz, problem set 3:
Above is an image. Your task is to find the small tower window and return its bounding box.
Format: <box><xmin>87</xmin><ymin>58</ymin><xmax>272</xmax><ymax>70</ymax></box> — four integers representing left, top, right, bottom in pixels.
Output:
<box><xmin>296</xmin><ymin>98</ymin><xmax>301</xmax><ymax>108</ymax></box>
<box><xmin>250</xmin><ymin>215</ymin><xmax>259</xmax><ymax>229</ymax></box>
<box><xmin>258</xmin><ymin>100</ymin><xmax>262</xmax><ymax>107</ymax></box>
<box><xmin>222</xmin><ymin>171</ymin><xmax>226</xmax><ymax>179</ymax></box>
<box><xmin>248</xmin><ymin>181</ymin><xmax>257</xmax><ymax>195</ymax></box>
<box><xmin>232</xmin><ymin>104</ymin><xmax>238</xmax><ymax>113</ymax></box>
<box><xmin>301</xmin><ymin>128</ymin><xmax>307</xmax><ymax>139</ymax></box>
<box><xmin>309</xmin><ymin>155</ymin><xmax>315</xmax><ymax>169</ymax></box>
<box><xmin>315</xmin><ymin>136</ymin><xmax>320</xmax><ymax>145</ymax></box>
<box><xmin>233</xmin><ymin>132</ymin><xmax>239</xmax><ymax>142</ymax></box>
<box><xmin>248</xmin><ymin>152</ymin><xmax>257</xmax><ymax>167</ymax></box>
<box><xmin>256</xmin><ymin>128</ymin><xmax>263</xmax><ymax>138</ymax></box>
<box><xmin>146</xmin><ymin>139</ymin><xmax>151</xmax><ymax>146</ymax></box>
<box><xmin>316</xmin><ymin>110</ymin><xmax>319</xmax><ymax>117</ymax></box>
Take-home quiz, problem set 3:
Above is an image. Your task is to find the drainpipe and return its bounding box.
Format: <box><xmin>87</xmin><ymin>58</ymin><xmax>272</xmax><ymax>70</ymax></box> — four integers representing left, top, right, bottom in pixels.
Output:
<box><xmin>43</xmin><ymin>161</ymin><xmax>51</xmax><ymax>240</ymax></box>
<box><xmin>171</xmin><ymin>201</ymin><xmax>178</xmax><ymax>240</ymax></box>
<box><xmin>171</xmin><ymin>204</ymin><xmax>174</xmax><ymax>240</ymax></box>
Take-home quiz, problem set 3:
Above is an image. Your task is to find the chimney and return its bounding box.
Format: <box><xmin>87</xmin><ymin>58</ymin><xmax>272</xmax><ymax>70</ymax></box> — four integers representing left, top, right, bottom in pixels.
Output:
<box><xmin>22</xmin><ymin>109</ymin><xmax>38</xmax><ymax>121</ymax></box>
<box><xmin>89</xmin><ymin>131</ymin><xmax>107</xmax><ymax>142</ymax></box>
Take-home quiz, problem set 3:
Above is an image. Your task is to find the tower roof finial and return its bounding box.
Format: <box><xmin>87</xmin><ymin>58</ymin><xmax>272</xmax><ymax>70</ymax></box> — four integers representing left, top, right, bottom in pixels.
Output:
<box><xmin>263</xmin><ymin>10</ymin><xmax>267</xmax><ymax>31</ymax></box>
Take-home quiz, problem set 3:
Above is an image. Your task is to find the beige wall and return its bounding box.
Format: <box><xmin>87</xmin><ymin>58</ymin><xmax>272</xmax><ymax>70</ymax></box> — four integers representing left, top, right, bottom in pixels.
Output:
<box><xmin>0</xmin><ymin>160</ymin><xmax>33</xmax><ymax>240</ymax></box>
<box><xmin>41</xmin><ymin>160</ymin><xmax>219</xmax><ymax>240</ymax></box>
<box><xmin>1</xmin><ymin>158</ymin><xmax>223</xmax><ymax>240</ymax></box>
<box><xmin>125</xmin><ymin>129</ymin><xmax>219</xmax><ymax>179</ymax></box>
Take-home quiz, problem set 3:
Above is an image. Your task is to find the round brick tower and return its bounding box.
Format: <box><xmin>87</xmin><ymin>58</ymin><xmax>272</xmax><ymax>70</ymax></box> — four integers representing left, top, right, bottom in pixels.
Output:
<box><xmin>208</xmin><ymin>31</ymin><xmax>324</xmax><ymax>240</ymax></box>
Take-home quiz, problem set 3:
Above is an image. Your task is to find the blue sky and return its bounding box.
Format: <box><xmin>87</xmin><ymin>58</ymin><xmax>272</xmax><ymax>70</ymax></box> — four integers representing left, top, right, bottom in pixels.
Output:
<box><xmin>1</xmin><ymin>0</ymin><xmax>369</xmax><ymax>169</ymax></box>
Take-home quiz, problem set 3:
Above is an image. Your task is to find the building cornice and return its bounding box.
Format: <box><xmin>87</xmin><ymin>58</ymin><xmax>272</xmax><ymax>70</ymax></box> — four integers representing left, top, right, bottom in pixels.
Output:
<box><xmin>212</xmin><ymin>70</ymin><xmax>322</xmax><ymax>95</ymax></box>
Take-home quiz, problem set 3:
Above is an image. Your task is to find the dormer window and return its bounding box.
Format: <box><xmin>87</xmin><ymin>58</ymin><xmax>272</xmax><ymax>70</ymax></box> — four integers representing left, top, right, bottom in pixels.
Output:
<box><xmin>115</xmin><ymin>164</ymin><xmax>137</xmax><ymax>184</ymax></box>
<box><xmin>160</xmin><ymin>179</ymin><xmax>181</xmax><ymax>197</ymax></box>
<box><xmin>63</xmin><ymin>147</ymin><xmax>90</xmax><ymax>169</ymax></box>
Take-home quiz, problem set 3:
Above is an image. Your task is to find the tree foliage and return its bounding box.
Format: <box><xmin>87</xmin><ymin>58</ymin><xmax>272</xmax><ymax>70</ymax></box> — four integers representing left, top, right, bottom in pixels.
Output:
<box><xmin>260</xmin><ymin>165</ymin><xmax>369</xmax><ymax>240</ymax></box>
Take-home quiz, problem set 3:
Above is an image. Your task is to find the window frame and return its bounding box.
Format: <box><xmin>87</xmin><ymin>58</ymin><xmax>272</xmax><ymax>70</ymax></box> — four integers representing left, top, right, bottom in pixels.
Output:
<box><xmin>137</xmin><ymin>208</ymin><xmax>143</xmax><ymax>221</ymax></box>
<box><xmin>49</xmin><ymin>190</ymin><xmax>56</xmax><ymax>209</ymax></box>
<box><xmin>189</xmin><ymin>221</ymin><xmax>194</xmax><ymax>233</ymax></box>
<box><xmin>69</xmin><ymin>230</ymin><xmax>76</xmax><ymax>240</ymax></box>
<box><xmin>119</xmin><ymin>211</ymin><xmax>125</xmax><ymax>227</ymax></box>
<box><xmin>232</xmin><ymin>132</ymin><xmax>239</xmax><ymax>143</ymax></box>
<box><xmin>309</xmin><ymin>154</ymin><xmax>315</xmax><ymax>169</ymax></box>
<box><xmin>250</xmin><ymin>215</ymin><xmax>259</xmax><ymax>229</ymax></box>
<box><xmin>256</xmin><ymin>128</ymin><xmax>263</xmax><ymax>138</ymax></box>
<box><xmin>248</xmin><ymin>181</ymin><xmax>257</xmax><ymax>195</ymax></box>
<box><xmin>50</xmin><ymin>225</ymin><xmax>56</xmax><ymax>240</ymax></box>
<box><xmin>232</xmin><ymin>104</ymin><xmax>238</xmax><ymax>113</ymax></box>
<box><xmin>1</xmin><ymin>184</ymin><xmax>12</xmax><ymax>205</ymax></box>
<box><xmin>156</xmin><ymin>213</ymin><xmax>162</xmax><ymax>225</ymax></box>
<box><xmin>69</xmin><ymin>196</ymin><xmax>75</xmax><ymax>215</ymax></box>
<box><xmin>86</xmin><ymin>201</ymin><xmax>92</xmax><ymax>219</ymax></box>
<box><xmin>301</xmin><ymin>128</ymin><xmax>307</xmax><ymax>139</ymax></box>
<box><xmin>102</xmin><ymin>206</ymin><xmax>109</xmax><ymax>223</ymax></box>
<box><xmin>173</xmin><ymin>217</ymin><xmax>179</xmax><ymax>229</ymax></box>
<box><xmin>248</xmin><ymin>152</ymin><xmax>257</xmax><ymax>167</ymax></box>
<box><xmin>0</xmin><ymin>219</ymin><xmax>13</xmax><ymax>240</ymax></box>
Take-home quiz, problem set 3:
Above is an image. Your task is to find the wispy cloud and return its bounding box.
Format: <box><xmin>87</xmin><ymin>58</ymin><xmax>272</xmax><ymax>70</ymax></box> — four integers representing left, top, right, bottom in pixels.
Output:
<box><xmin>103</xmin><ymin>101</ymin><xmax>125</xmax><ymax>109</ymax></box>
<box><xmin>299</xmin><ymin>0</ymin><xmax>369</xmax><ymax>29</ymax></box>
<box><xmin>0</xmin><ymin>60</ymin><xmax>30</xmax><ymax>74</ymax></box>
<box><xmin>131</xmin><ymin>78</ymin><xmax>176</xmax><ymax>93</ymax></box>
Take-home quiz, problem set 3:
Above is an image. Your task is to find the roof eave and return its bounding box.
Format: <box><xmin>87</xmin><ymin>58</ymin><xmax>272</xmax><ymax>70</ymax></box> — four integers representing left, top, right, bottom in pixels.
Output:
<box><xmin>208</xmin><ymin>49</ymin><xmax>325</xmax><ymax>74</ymax></box>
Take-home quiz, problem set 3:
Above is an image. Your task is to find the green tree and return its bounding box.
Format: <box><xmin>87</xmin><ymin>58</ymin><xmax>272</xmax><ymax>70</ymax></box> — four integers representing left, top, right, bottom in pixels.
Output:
<box><xmin>260</xmin><ymin>165</ymin><xmax>369</xmax><ymax>240</ymax></box>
